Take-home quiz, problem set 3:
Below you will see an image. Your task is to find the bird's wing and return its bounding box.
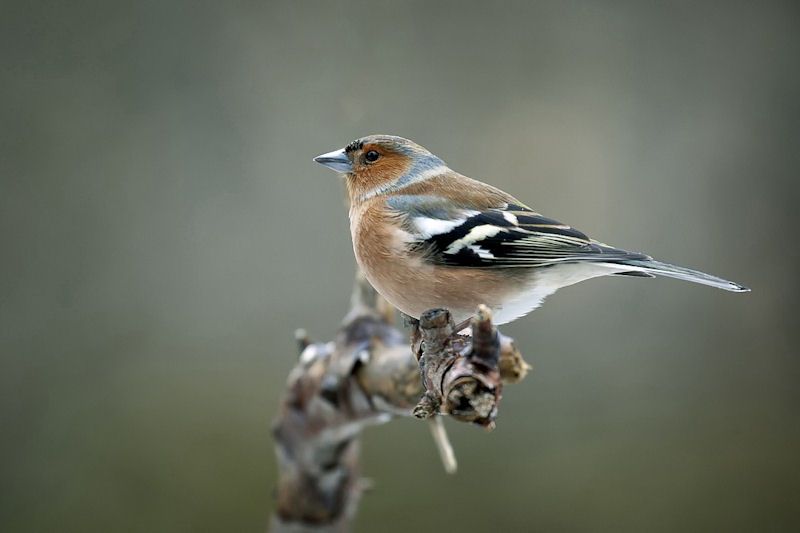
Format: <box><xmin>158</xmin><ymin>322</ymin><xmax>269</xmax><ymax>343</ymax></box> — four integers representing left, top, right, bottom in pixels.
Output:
<box><xmin>387</xmin><ymin>195</ymin><xmax>650</xmax><ymax>268</ymax></box>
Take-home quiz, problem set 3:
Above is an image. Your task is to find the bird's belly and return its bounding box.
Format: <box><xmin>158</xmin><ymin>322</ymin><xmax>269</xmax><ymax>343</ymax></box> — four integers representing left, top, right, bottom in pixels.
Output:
<box><xmin>488</xmin><ymin>263</ymin><xmax>627</xmax><ymax>323</ymax></box>
<box><xmin>356</xmin><ymin>243</ymin><xmax>533</xmax><ymax>324</ymax></box>
<box><xmin>359</xmin><ymin>248</ymin><xmax>622</xmax><ymax>325</ymax></box>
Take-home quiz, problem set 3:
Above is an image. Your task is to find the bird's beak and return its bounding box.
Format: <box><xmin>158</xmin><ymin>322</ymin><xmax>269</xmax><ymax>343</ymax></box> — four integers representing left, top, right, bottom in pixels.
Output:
<box><xmin>313</xmin><ymin>148</ymin><xmax>352</xmax><ymax>173</ymax></box>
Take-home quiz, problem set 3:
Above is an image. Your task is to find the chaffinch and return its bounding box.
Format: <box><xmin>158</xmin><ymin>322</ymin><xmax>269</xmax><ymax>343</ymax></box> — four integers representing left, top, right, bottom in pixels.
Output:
<box><xmin>314</xmin><ymin>135</ymin><xmax>749</xmax><ymax>325</ymax></box>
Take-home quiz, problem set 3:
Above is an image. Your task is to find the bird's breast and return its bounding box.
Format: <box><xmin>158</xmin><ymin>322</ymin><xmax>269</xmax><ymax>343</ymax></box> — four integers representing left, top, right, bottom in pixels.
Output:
<box><xmin>348</xmin><ymin>201</ymin><xmax>536</xmax><ymax>323</ymax></box>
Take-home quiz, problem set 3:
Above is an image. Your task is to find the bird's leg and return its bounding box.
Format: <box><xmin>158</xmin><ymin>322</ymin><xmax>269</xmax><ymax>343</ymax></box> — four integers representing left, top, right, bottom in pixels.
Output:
<box><xmin>454</xmin><ymin>316</ymin><xmax>474</xmax><ymax>334</ymax></box>
<box><xmin>402</xmin><ymin>314</ymin><xmax>424</xmax><ymax>360</ymax></box>
<box><xmin>401</xmin><ymin>313</ymin><xmax>418</xmax><ymax>329</ymax></box>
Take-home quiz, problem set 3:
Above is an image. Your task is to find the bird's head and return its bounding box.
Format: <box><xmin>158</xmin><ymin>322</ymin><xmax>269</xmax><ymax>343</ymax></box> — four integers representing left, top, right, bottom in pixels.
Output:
<box><xmin>314</xmin><ymin>135</ymin><xmax>447</xmax><ymax>201</ymax></box>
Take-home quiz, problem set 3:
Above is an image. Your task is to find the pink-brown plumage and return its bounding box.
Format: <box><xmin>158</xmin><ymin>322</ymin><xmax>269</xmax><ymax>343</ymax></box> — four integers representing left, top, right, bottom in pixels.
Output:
<box><xmin>313</xmin><ymin>134</ymin><xmax>749</xmax><ymax>325</ymax></box>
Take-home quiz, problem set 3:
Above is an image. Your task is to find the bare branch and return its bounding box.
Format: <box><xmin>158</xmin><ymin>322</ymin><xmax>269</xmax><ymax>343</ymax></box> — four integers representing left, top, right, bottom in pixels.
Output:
<box><xmin>270</xmin><ymin>275</ymin><xmax>531</xmax><ymax>531</ymax></box>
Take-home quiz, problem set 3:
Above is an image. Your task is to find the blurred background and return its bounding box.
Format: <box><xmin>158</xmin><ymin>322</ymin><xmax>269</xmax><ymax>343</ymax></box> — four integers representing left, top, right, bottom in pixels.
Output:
<box><xmin>2</xmin><ymin>1</ymin><xmax>798</xmax><ymax>531</ymax></box>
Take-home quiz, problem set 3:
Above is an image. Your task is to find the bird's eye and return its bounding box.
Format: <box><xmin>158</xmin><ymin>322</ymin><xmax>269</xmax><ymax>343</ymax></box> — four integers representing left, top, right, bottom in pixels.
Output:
<box><xmin>365</xmin><ymin>150</ymin><xmax>380</xmax><ymax>163</ymax></box>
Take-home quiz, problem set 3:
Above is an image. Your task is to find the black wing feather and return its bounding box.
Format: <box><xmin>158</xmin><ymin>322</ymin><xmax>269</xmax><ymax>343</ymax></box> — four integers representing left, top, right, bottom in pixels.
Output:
<box><xmin>408</xmin><ymin>203</ymin><xmax>649</xmax><ymax>269</ymax></box>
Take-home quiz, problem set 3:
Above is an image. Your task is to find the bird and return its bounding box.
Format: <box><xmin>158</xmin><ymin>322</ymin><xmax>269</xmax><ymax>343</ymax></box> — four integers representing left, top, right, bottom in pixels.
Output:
<box><xmin>313</xmin><ymin>135</ymin><xmax>749</xmax><ymax>326</ymax></box>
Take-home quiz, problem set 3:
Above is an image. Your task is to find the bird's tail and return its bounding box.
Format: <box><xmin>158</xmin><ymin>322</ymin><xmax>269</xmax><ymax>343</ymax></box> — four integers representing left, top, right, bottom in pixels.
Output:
<box><xmin>616</xmin><ymin>259</ymin><xmax>750</xmax><ymax>292</ymax></box>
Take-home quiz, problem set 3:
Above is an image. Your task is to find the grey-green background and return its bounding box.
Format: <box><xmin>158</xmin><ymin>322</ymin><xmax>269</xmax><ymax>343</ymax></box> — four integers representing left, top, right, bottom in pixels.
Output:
<box><xmin>2</xmin><ymin>1</ymin><xmax>798</xmax><ymax>531</ymax></box>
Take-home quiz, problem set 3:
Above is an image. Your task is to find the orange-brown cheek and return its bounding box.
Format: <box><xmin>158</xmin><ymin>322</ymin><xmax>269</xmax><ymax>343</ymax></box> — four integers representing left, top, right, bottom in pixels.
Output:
<box><xmin>366</xmin><ymin>157</ymin><xmax>410</xmax><ymax>182</ymax></box>
<box><xmin>348</xmin><ymin>157</ymin><xmax>411</xmax><ymax>198</ymax></box>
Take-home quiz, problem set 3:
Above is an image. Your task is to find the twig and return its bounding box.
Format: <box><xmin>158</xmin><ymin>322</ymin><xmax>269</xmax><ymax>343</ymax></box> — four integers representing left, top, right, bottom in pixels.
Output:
<box><xmin>428</xmin><ymin>417</ymin><xmax>457</xmax><ymax>474</ymax></box>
